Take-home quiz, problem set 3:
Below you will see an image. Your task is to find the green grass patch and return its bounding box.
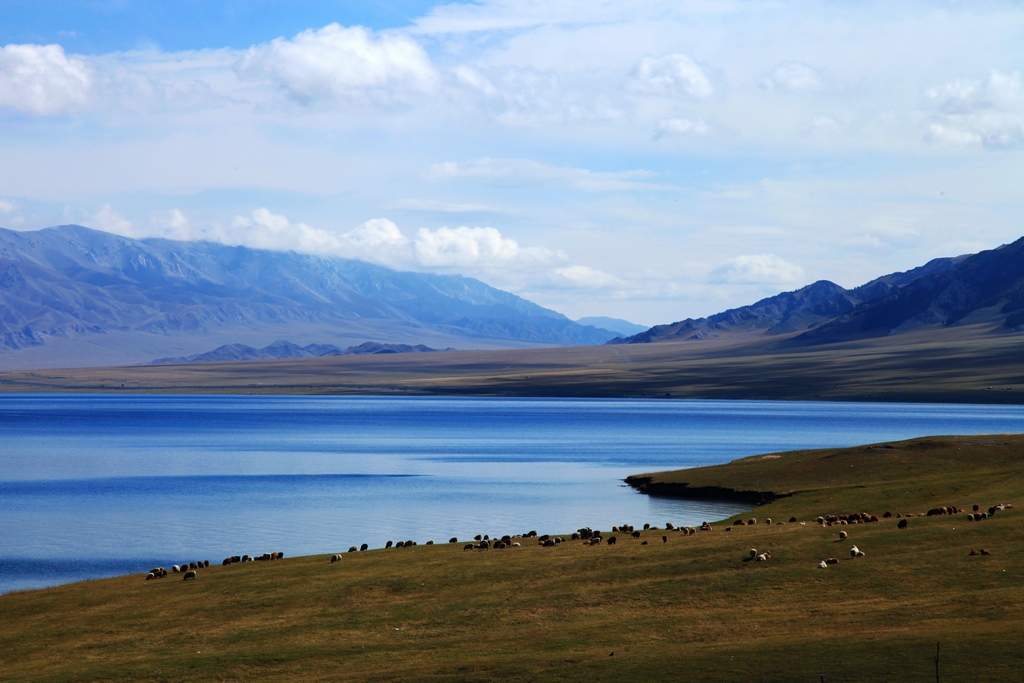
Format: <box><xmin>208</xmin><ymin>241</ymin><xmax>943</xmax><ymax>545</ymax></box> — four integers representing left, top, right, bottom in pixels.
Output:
<box><xmin>2</xmin><ymin>435</ymin><xmax>1023</xmax><ymax>681</ymax></box>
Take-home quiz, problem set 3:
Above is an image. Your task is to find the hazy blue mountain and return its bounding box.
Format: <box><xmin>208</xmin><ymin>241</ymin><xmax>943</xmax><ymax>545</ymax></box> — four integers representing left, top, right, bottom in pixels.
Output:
<box><xmin>611</xmin><ymin>248</ymin><xmax>985</xmax><ymax>345</ymax></box>
<box><xmin>0</xmin><ymin>225</ymin><xmax>616</xmax><ymax>369</ymax></box>
<box><xmin>575</xmin><ymin>316</ymin><xmax>649</xmax><ymax>337</ymax></box>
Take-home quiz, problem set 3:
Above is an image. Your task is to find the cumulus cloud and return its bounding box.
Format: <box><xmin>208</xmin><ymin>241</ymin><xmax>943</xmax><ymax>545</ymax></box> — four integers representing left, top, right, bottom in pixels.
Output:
<box><xmin>710</xmin><ymin>254</ymin><xmax>804</xmax><ymax>284</ymax></box>
<box><xmin>414</xmin><ymin>225</ymin><xmax>558</xmax><ymax>267</ymax></box>
<box><xmin>230</xmin><ymin>207</ymin><xmax>347</xmax><ymax>253</ymax></box>
<box><xmin>0</xmin><ymin>43</ymin><xmax>91</xmax><ymax>115</ymax></box>
<box><xmin>235</xmin><ymin>24</ymin><xmax>437</xmax><ymax>104</ymax></box>
<box><xmin>629</xmin><ymin>53</ymin><xmax>713</xmax><ymax>99</ymax></box>
<box><xmin>761</xmin><ymin>62</ymin><xmax>823</xmax><ymax>92</ymax></box>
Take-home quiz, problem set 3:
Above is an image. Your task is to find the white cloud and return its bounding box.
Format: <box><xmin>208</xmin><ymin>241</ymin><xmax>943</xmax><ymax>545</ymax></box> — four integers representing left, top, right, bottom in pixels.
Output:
<box><xmin>0</xmin><ymin>43</ymin><xmax>91</xmax><ymax>115</ymax></box>
<box><xmin>0</xmin><ymin>199</ymin><xmax>14</xmax><ymax>213</ymax></box>
<box><xmin>88</xmin><ymin>204</ymin><xmax>134</xmax><ymax>237</ymax></box>
<box><xmin>553</xmin><ymin>264</ymin><xmax>622</xmax><ymax>289</ymax></box>
<box><xmin>231</xmin><ymin>207</ymin><xmax>346</xmax><ymax>253</ymax></box>
<box><xmin>235</xmin><ymin>24</ymin><xmax>437</xmax><ymax>105</ymax></box>
<box><xmin>924</xmin><ymin>70</ymin><xmax>1023</xmax><ymax>150</ymax></box>
<box><xmin>925</xmin><ymin>69</ymin><xmax>1020</xmax><ymax>114</ymax></box>
<box><xmin>629</xmin><ymin>53</ymin><xmax>713</xmax><ymax>99</ymax></box>
<box><xmin>657</xmin><ymin>117</ymin><xmax>710</xmax><ymax>137</ymax></box>
<box><xmin>710</xmin><ymin>254</ymin><xmax>805</xmax><ymax>284</ymax></box>
<box><xmin>414</xmin><ymin>225</ymin><xmax>557</xmax><ymax>267</ymax></box>
<box><xmin>761</xmin><ymin>62</ymin><xmax>824</xmax><ymax>92</ymax></box>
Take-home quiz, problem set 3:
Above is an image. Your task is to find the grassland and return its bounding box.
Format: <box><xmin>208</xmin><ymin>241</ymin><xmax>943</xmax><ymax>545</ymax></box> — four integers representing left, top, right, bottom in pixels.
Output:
<box><xmin>2</xmin><ymin>434</ymin><xmax>1022</xmax><ymax>682</ymax></box>
<box><xmin>2</xmin><ymin>325</ymin><xmax>1023</xmax><ymax>403</ymax></box>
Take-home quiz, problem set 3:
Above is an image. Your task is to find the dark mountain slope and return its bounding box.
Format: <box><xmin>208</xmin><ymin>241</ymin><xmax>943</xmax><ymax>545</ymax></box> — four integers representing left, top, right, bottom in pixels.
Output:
<box><xmin>796</xmin><ymin>237</ymin><xmax>1024</xmax><ymax>344</ymax></box>
<box><xmin>612</xmin><ymin>251</ymin><xmax>971</xmax><ymax>345</ymax></box>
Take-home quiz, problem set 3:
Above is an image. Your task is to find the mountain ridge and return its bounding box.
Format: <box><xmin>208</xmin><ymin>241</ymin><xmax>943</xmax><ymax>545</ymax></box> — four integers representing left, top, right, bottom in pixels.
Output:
<box><xmin>610</xmin><ymin>241</ymin><xmax>1022</xmax><ymax>346</ymax></box>
<box><xmin>0</xmin><ymin>225</ymin><xmax>616</xmax><ymax>369</ymax></box>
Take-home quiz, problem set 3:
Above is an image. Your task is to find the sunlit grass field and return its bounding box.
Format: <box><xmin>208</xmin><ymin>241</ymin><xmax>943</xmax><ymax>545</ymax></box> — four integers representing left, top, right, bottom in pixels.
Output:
<box><xmin>2</xmin><ymin>434</ymin><xmax>1022</xmax><ymax>681</ymax></box>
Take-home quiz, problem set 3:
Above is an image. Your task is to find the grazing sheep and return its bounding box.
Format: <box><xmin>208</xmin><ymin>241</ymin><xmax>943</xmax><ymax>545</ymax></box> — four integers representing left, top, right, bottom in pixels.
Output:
<box><xmin>494</xmin><ymin>542</ymin><xmax>507</xmax><ymax>550</ymax></box>
<box><xmin>980</xmin><ymin>548</ymin><xmax>992</xmax><ymax>555</ymax></box>
<box><xmin>348</xmin><ymin>546</ymin><xmax>358</xmax><ymax>553</ymax></box>
<box><xmin>850</xmin><ymin>545</ymin><xmax>864</xmax><ymax>557</ymax></box>
<box><xmin>749</xmin><ymin>549</ymin><xmax>758</xmax><ymax>558</ymax></box>
<box><xmin>607</xmin><ymin>536</ymin><xmax>617</xmax><ymax>545</ymax></box>
<box><xmin>172</xmin><ymin>565</ymin><xmax>181</xmax><ymax>573</ymax></box>
<box><xmin>385</xmin><ymin>540</ymin><xmax>393</xmax><ymax>549</ymax></box>
<box><xmin>818</xmin><ymin>561</ymin><xmax>828</xmax><ymax>569</ymax></box>
<box><xmin>145</xmin><ymin>572</ymin><xmax>156</xmax><ymax>580</ymax></box>
<box><xmin>643</xmin><ymin>523</ymin><xmax>650</xmax><ymax>530</ymax></box>
<box><xmin>183</xmin><ymin>570</ymin><xmax>197</xmax><ymax>581</ymax></box>
<box><xmin>449</xmin><ymin>537</ymin><xmax>458</xmax><ymax>544</ymax></box>
<box><xmin>662</xmin><ymin>535</ymin><xmax>668</xmax><ymax>543</ymax></box>
<box><xmin>765</xmin><ymin>518</ymin><xmax>772</xmax><ymax>525</ymax></box>
<box><xmin>700</xmin><ymin>522</ymin><xmax>712</xmax><ymax>531</ymax></box>
<box><xmin>542</xmin><ymin>539</ymin><xmax>556</xmax><ymax>547</ymax></box>
<box><xmin>463</xmin><ymin>544</ymin><xmax>474</xmax><ymax>551</ymax></box>
<box><xmin>969</xmin><ymin>549</ymin><xmax>979</xmax><ymax>556</ymax></box>
<box><xmin>512</xmin><ymin>542</ymin><xmax>521</xmax><ymax>547</ymax></box>
<box><xmin>789</xmin><ymin>517</ymin><xmax>797</xmax><ymax>523</ymax></box>
<box><xmin>631</xmin><ymin>531</ymin><xmax>641</xmax><ymax>540</ymax></box>
<box><xmin>589</xmin><ymin>537</ymin><xmax>602</xmax><ymax>546</ymax></box>
<box><xmin>665</xmin><ymin>522</ymin><xmax>675</xmax><ymax>530</ymax></box>
<box><xmin>755</xmin><ymin>552</ymin><xmax>770</xmax><ymax>561</ymax></box>
<box><xmin>330</xmin><ymin>554</ymin><xmax>343</xmax><ymax>563</ymax></box>
<box><xmin>839</xmin><ymin>530</ymin><xmax>848</xmax><ymax>541</ymax></box>
<box><xmin>641</xmin><ymin>541</ymin><xmax>648</xmax><ymax>545</ymax></box>
<box><xmin>897</xmin><ymin>519</ymin><xmax>908</xmax><ymax>530</ymax></box>
<box><xmin>747</xmin><ymin>518</ymin><xmax>756</xmax><ymax>526</ymax></box>
<box><xmin>824</xmin><ymin>557</ymin><xmax>839</xmax><ymax>565</ymax></box>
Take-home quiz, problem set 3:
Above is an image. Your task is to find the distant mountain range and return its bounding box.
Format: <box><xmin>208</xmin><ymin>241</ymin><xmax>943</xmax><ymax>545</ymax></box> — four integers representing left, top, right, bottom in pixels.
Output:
<box><xmin>151</xmin><ymin>340</ymin><xmax>451</xmax><ymax>365</ymax></box>
<box><xmin>614</xmin><ymin>236</ymin><xmax>1024</xmax><ymax>345</ymax></box>
<box><xmin>0</xmin><ymin>225</ymin><xmax>617</xmax><ymax>369</ymax></box>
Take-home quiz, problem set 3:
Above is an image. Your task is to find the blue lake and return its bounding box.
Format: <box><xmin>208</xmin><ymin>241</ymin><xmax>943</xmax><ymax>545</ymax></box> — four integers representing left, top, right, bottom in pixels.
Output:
<box><xmin>2</xmin><ymin>394</ymin><xmax>1023</xmax><ymax>595</ymax></box>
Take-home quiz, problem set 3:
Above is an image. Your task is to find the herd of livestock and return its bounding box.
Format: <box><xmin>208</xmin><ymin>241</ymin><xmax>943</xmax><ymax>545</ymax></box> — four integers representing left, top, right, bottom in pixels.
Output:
<box><xmin>142</xmin><ymin>501</ymin><xmax>1012</xmax><ymax>582</ymax></box>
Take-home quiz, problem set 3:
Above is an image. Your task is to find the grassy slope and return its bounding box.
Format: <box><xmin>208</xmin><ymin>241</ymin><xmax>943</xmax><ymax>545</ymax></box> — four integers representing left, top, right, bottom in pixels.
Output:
<box><xmin>2</xmin><ymin>435</ymin><xmax>1023</xmax><ymax>682</ymax></box>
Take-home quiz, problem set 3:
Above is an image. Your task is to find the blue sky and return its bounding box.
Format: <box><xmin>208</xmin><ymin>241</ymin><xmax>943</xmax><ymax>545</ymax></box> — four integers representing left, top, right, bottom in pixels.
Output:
<box><xmin>1</xmin><ymin>1</ymin><xmax>1022</xmax><ymax>325</ymax></box>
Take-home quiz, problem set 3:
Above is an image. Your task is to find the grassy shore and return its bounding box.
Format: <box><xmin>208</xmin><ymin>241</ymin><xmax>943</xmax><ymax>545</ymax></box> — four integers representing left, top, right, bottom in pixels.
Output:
<box><xmin>2</xmin><ymin>434</ymin><xmax>1023</xmax><ymax>682</ymax></box>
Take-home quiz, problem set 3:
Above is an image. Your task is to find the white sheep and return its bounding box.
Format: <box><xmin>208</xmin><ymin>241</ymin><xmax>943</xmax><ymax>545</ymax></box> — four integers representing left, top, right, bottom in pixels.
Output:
<box><xmin>756</xmin><ymin>551</ymin><xmax>771</xmax><ymax>561</ymax></box>
<box><xmin>850</xmin><ymin>544</ymin><xmax>864</xmax><ymax>557</ymax></box>
<box><xmin>749</xmin><ymin>548</ymin><xmax>758</xmax><ymax>558</ymax></box>
<box><xmin>818</xmin><ymin>560</ymin><xmax>828</xmax><ymax>569</ymax></box>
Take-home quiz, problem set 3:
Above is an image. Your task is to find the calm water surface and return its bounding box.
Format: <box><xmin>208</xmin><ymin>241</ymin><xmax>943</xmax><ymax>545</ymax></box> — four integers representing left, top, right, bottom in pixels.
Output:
<box><xmin>2</xmin><ymin>394</ymin><xmax>1023</xmax><ymax>594</ymax></box>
